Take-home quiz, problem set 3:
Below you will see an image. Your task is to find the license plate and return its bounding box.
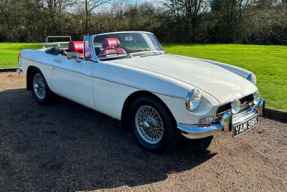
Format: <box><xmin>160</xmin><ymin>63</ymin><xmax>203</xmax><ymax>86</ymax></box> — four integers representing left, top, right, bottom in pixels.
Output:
<box><xmin>233</xmin><ymin>115</ymin><xmax>258</xmax><ymax>137</ymax></box>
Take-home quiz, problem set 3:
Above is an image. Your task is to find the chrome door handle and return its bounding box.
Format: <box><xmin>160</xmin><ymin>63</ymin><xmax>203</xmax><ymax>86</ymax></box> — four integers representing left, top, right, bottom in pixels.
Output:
<box><xmin>54</xmin><ymin>59</ymin><xmax>62</xmax><ymax>63</ymax></box>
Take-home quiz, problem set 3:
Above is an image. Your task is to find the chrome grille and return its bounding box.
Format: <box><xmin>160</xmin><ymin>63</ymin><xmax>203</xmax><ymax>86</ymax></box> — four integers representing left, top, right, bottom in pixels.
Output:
<box><xmin>214</xmin><ymin>94</ymin><xmax>254</xmax><ymax>122</ymax></box>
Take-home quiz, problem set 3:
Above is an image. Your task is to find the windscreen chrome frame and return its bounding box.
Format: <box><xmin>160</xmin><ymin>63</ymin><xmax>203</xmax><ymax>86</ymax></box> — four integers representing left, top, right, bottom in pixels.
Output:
<box><xmin>88</xmin><ymin>35</ymin><xmax>99</xmax><ymax>63</ymax></box>
<box><xmin>91</xmin><ymin>32</ymin><xmax>163</xmax><ymax>62</ymax></box>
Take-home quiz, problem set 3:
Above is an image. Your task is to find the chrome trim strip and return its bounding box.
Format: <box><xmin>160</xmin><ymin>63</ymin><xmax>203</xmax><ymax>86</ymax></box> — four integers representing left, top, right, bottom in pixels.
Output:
<box><xmin>213</xmin><ymin>94</ymin><xmax>255</xmax><ymax>121</ymax></box>
<box><xmin>98</xmin><ymin>54</ymin><xmax>129</xmax><ymax>61</ymax></box>
<box><xmin>233</xmin><ymin>103</ymin><xmax>254</xmax><ymax>118</ymax></box>
<box><xmin>232</xmin><ymin>109</ymin><xmax>258</xmax><ymax>126</ymax></box>
<box><xmin>94</xmin><ymin>31</ymin><xmax>153</xmax><ymax>37</ymax></box>
<box><xmin>216</xmin><ymin>102</ymin><xmax>253</xmax><ymax>117</ymax></box>
<box><xmin>213</xmin><ymin>105</ymin><xmax>221</xmax><ymax>122</ymax></box>
<box><xmin>93</xmin><ymin>76</ymin><xmax>185</xmax><ymax>99</ymax></box>
<box><xmin>21</xmin><ymin>57</ymin><xmax>92</xmax><ymax>77</ymax></box>
<box><xmin>21</xmin><ymin>57</ymin><xmax>185</xmax><ymax>99</ymax></box>
<box><xmin>179</xmin><ymin>107</ymin><xmax>259</xmax><ymax>138</ymax></box>
<box><xmin>216</xmin><ymin>92</ymin><xmax>255</xmax><ymax>107</ymax></box>
<box><xmin>89</xmin><ymin>35</ymin><xmax>99</xmax><ymax>63</ymax></box>
<box><xmin>177</xmin><ymin>122</ymin><xmax>223</xmax><ymax>138</ymax></box>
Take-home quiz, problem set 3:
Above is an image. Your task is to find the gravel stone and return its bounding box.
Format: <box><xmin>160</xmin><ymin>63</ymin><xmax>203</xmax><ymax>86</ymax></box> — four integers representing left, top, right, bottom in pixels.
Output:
<box><xmin>0</xmin><ymin>72</ymin><xmax>286</xmax><ymax>191</ymax></box>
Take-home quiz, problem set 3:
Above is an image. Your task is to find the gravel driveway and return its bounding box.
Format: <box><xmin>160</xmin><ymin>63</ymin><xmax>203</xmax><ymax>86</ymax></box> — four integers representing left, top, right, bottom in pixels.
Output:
<box><xmin>0</xmin><ymin>73</ymin><xmax>286</xmax><ymax>191</ymax></box>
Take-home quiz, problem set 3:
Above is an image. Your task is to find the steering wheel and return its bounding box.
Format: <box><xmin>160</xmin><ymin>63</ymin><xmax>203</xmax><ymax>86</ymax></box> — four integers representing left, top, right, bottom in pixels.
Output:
<box><xmin>98</xmin><ymin>47</ymin><xmax>120</xmax><ymax>57</ymax></box>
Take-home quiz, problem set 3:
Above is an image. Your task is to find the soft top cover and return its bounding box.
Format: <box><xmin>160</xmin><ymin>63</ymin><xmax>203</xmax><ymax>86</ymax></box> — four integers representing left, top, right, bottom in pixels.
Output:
<box><xmin>45</xmin><ymin>46</ymin><xmax>68</xmax><ymax>55</ymax></box>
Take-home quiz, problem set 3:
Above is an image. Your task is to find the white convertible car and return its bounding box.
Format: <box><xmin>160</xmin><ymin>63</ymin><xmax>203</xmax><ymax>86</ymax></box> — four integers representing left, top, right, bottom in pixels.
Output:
<box><xmin>18</xmin><ymin>31</ymin><xmax>265</xmax><ymax>153</ymax></box>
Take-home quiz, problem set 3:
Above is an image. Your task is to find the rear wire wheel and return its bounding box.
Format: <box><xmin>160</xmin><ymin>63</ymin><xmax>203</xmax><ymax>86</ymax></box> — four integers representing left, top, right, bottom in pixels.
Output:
<box><xmin>29</xmin><ymin>68</ymin><xmax>56</xmax><ymax>105</ymax></box>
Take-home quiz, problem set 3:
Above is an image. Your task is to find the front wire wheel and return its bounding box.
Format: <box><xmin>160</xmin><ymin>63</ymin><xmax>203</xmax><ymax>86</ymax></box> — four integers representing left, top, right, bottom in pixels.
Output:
<box><xmin>135</xmin><ymin>105</ymin><xmax>164</xmax><ymax>144</ymax></box>
<box><xmin>129</xmin><ymin>95</ymin><xmax>180</xmax><ymax>153</ymax></box>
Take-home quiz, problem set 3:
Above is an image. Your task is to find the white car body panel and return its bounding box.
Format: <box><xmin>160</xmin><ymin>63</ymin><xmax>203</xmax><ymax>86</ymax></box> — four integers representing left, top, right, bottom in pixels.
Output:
<box><xmin>19</xmin><ymin>50</ymin><xmax>55</xmax><ymax>91</ymax></box>
<box><xmin>194</xmin><ymin>58</ymin><xmax>251</xmax><ymax>79</ymax></box>
<box><xmin>18</xmin><ymin>34</ymin><xmax>259</xmax><ymax>131</ymax></box>
<box><xmin>52</xmin><ymin>54</ymin><xmax>94</xmax><ymax>107</ymax></box>
<box><xmin>112</xmin><ymin>54</ymin><xmax>258</xmax><ymax>104</ymax></box>
<box><xmin>19</xmin><ymin>50</ymin><xmax>96</xmax><ymax>110</ymax></box>
<box><xmin>92</xmin><ymin>61</ymin><xmax>220</xmax><ymax>123</ymax></box>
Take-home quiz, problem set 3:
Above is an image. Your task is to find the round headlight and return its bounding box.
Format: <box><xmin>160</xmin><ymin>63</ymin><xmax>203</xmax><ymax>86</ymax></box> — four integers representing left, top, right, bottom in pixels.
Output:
<box><xmin>247</xmin><ymin>73</ymin><xmax>257</xmax><ymax>85</ymax></box>
<box><xmin>231</xmin><ymin>99</ymin><xmax>241</xmax><ymax>114</ymax></box>
<box><xmin>186</xmin><ymin>89</ymin><xmax>201</xmax><ymax>112</ymax></box>
<box><xmin>253</xmin><ymin>91</ymin><xmax>260</xmax><ymax>105</ymax></box>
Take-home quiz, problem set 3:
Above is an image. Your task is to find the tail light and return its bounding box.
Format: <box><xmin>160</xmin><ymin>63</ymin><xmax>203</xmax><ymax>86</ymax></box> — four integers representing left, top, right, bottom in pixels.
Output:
<box><xmin>18</xmin><ymin>50</ymin><xmax>22</xmax><ymax>63</ymax></box>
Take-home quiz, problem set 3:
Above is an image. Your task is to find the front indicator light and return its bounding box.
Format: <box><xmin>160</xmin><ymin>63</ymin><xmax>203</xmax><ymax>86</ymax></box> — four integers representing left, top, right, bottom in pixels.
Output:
<box><xmin>198</xmin><ymin>117</ymin><xmax>213</xmax><ymax>125</ymax></box>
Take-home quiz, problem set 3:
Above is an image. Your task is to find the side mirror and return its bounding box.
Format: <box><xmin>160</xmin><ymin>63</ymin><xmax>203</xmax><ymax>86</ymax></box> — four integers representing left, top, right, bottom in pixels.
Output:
<box><xmin>67</xmin><ymin>52</ymin><xmax>81</xmax><ymax>63</ymax></box>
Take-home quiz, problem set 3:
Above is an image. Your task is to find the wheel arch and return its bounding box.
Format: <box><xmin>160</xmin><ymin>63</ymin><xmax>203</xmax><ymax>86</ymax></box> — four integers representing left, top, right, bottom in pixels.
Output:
<box><xmin>26</xmin><ymin>65</ymin><xmax>37</xmax><ymax>90</ymax></box>
<box><xmin>120</xmin><ymin>90</ymin><xmax>176</xmax><ymax>130</ymax></box>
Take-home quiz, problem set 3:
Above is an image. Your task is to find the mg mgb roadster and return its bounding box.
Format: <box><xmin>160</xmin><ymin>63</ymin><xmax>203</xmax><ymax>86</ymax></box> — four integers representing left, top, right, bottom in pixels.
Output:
<box><xmin>17</xmin><ymin>31</ymin><xmax>265</xmax><ymax>153</ymax></box>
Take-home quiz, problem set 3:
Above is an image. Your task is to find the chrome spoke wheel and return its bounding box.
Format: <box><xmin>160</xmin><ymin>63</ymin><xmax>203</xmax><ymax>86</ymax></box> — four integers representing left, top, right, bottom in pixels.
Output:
<box><xmin>33</xmin><ymin>73</ymin><xmax>46</xmax><ymax>99</ymax></box>
<box><xmin>135</xmin><ymin>105</ymin><xmax>164</xmax><ymax>144</ymax></box>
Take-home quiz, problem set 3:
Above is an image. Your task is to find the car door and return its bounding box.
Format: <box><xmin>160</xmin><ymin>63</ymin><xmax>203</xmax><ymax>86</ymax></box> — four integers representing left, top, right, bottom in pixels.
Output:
<box><xmin>52</xmin><ymin>54</ymin><xmax>94</xmax><ymax>108</ymax></box>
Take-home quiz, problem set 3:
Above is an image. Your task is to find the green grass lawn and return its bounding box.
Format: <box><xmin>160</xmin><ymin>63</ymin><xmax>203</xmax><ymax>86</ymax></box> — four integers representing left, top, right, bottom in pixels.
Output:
<box><xmin>1</xmin><ymin>43</ymin><xmax>286</xmax><ymax>111</ymax></box>
<box><xmin>0</xmin><ymin>43</ymin><xmax>43</xmax><ymax>68</ymax></box>
<box><xmin>163</xmin><ymin>43</ymin><xmax>287</xmax><ymax>111</ymax></box>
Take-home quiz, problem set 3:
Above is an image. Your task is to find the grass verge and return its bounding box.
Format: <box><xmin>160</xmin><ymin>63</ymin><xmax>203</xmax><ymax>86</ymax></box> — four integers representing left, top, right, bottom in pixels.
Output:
<box><xmin>1</xmin><ymin>43</ymin><xmax>286</xmax><ymax>111</ymax></box>
<box><xmin>0</xmin><ymin>43</ymin><xmax>42</xmax><ymax>68</ymax></box>
<box><xmin>163</xmin><ymin>43</ymin><xmax>287</xmax><ymax>111</ymax></box>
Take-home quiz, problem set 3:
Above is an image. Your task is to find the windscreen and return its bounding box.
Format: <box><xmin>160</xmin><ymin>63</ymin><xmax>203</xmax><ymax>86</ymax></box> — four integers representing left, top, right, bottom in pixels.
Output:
<box><xmin>93</xmin><ymin>33</ymin><xmax>163</xmax><ymax>57</ymax></box>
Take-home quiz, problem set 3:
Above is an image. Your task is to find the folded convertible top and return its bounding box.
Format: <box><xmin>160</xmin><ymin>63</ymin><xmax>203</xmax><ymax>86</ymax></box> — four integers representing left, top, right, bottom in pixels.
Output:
<box><xmin>45</xmin><ymin>46</ymin><xmax>68</xmax><ymax>55</ymax></box>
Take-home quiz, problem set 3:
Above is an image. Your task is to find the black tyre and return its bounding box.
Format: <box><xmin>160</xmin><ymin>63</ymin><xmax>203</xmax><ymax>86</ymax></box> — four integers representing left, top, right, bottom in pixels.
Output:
<box><xmin>29</xmin><ymin>68</ymin><xmax>56</xmax><ymax>105</ymax></box>
<box><xmin>129</xmin><ymin>95</ymin><xmax>180</xmax><ymax>153</ymax></box>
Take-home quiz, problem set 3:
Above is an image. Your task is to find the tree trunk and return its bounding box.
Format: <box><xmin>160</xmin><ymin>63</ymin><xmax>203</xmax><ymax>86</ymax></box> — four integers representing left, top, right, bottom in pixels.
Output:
<box><xmin>85</xmin><ymin>0</ymin><xmax>89</xmax><ymax>35</ymax></box>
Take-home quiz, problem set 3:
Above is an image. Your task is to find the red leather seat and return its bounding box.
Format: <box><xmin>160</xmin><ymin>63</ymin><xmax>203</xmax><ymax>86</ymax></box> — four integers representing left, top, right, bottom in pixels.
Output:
<box><xmin>68</xmin><ymin>41</ymin><xmax>85</xmax><ymax>58</ymax></box>
<box><xmin>101</xmin><ymin>38</ymin><xmax>126</xmax><ymax>57</ymax></box>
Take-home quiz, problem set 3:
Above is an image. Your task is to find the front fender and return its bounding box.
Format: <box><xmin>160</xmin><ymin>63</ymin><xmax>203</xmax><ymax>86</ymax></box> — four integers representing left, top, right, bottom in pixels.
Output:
<box><xmin>94</xmin><ymin>61</ymin><xmax>192</xmax><ymax>100</ymax></box>
<box><xmin>93</xmin><ymin>61</ymin><xmax>220</xmax><ymax>124</ymax></box>
<box><xmin>194</xmin><ymin>58</ymin><xmax>252</xmax><ymax>79</ymax></box>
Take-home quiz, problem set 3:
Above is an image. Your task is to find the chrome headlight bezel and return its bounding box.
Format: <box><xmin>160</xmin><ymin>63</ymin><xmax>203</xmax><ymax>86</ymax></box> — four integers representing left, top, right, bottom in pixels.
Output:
<box><xmin>185</xmin><ymin>89</ymin><xmax>202</xmax><ymax>112</ymax></box>
<box><xmin>231</xmin><ymin>99</ymin><xmax>241</xmax><ymax>114</ymax></box>
<box><xmin>253</xmin><ymin>90</ymin><xmax>260</xmax><ymax>105</ymax></box>
<box><xmin>247</xmin><ymin>73</ymin><xmax>257</xmax><ymax>85</ymax></box>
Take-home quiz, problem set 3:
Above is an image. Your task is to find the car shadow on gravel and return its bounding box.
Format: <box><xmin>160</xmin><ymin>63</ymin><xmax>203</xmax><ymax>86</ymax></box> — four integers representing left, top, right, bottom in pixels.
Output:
<box><xmin>0</xmin><ymin>89</ymin><xmax>217</xmax><ymax>191</ymax></box>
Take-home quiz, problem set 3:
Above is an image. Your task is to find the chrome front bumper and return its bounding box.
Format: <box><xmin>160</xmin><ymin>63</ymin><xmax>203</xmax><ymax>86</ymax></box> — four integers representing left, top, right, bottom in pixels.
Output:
<box><xmin>177</xmin><ymin>99</ymin><xmax>265</xmax><ymax>139</ymax></box>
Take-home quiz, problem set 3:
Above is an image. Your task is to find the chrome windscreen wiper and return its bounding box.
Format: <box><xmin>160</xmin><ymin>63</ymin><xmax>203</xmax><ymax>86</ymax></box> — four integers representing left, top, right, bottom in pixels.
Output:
<box><xmin>136</xmin><ymin>48</ymin><xmax>151</xmax><ymax>52</ymax></box>
<box><xmin>140</xmin><ymin>52</ymin><xmax>163</xmax><ymax>58</ymax></box>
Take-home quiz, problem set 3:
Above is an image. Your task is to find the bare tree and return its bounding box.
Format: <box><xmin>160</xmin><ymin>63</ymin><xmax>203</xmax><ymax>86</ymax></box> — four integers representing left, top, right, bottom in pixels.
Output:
<box><xmin>84</xmin><ymin>0</ymin><xmax>110</xmax><ymax>35</ymax></box>
<box><xmin>162</xmin><ymin>0</ymin><xmax>211</xmax><ymax>42</ymax></box>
